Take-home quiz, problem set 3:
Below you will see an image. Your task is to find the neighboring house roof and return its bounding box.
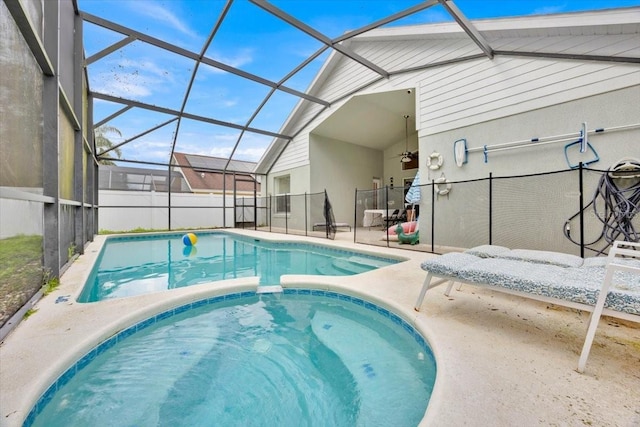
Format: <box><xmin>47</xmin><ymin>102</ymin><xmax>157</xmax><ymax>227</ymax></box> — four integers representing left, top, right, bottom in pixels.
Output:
<box><xmin>255</xmin><ymin>7</ymin><xmax>640</xmax><ymax>175</ymax></box>
<box><xmin>173</xmin><ymin>152</ymin><xmax>259</xmax><ymax>193</ymax></box>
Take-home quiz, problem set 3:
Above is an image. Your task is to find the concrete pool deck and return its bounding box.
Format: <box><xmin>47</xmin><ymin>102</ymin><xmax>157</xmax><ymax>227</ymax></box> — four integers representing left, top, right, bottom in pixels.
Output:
<box><xmin>1</xmin><ymin>229</ymin><xmax>638</xmax><ymax>426</ymax></box>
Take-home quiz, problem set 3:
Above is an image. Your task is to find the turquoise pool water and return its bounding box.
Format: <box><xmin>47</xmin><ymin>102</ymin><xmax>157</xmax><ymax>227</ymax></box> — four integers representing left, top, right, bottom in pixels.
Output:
<box><xmin>78</xmin><ymin>232</ymin><xmax>400</xmax><ymax>302</ymax></box>
<box><xmin>27</xmin><ymin>290</ymin><xmax>436</xmax><ymax>426</ymax></box>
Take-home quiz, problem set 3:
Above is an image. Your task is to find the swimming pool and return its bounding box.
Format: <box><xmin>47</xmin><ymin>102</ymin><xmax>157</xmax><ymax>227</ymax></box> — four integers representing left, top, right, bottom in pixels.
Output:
<box><xmin>78</xmin><ymin>232</ymin><xmax>401</xmax><ymax>302</ymax></box>
<box><xmin>26</xmin><ymin>290</ymin><xmax>436</xmax><ymax>426</ymax></box>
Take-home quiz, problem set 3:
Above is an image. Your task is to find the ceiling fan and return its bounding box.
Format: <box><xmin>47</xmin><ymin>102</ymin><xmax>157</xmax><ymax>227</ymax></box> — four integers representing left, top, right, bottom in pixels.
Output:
<box><xmin>399</xmin><ymin>114</ymin><xmax>416</xmax><ymax>163</ymax></box>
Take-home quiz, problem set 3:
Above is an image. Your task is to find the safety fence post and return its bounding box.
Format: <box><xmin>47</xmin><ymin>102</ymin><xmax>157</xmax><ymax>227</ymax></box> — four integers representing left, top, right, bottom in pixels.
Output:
<box><xmin>269</xmin><ymin>195</ymin><xmax>272</xmax><ymax>233</ymax></box>
<box><xmin>353</xmin><ymin>189</ymin><xmax>358</xmax><ymax>243</ymax></box>
<box><xmin>579</xmin><ymin>162</ymin><xmax>585</xmax><ymax>258</ymax></box>
<box><xmin>253</xmin><ymin>180</ymin><xmax>258</xmax><ymax>231</ymax></box>
<box><xmin>431</xmin><ymin>179</ymin><xmax>435</xmax><ymax>253</ymax></box>
<box><xmin>304</xmin><ymin>192</ymin><xmax>308</xmax><ymax>236</ymax></box>
<box><xmin>489</xmin><ymin>172</ymin><xmax>493</xmax><ymax>245</ymax></box>
<box><xmin>385</xmin><ymin>185</ymin><xmax>390</xmax><ymax>247</ymax></box>
<box><xmin>285</xmin><ymin>195</ymin><xmax>289</xmax><ymax>234</ymax></box>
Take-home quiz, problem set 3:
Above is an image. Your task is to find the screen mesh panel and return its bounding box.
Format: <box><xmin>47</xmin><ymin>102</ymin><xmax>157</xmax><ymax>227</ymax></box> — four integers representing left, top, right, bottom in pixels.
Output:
<box><xmin>491</xmin><ymin>170</ymin><xmax>580</xmax><ymax>254</ymax></box>
<box><xmin>431</xmin><ymin>178</ymin><xmax>490</xmax><ymax>251</ymax></box>
<box><xmin>0</xmin><ymin>199</ymin><xmax>43</xmax><ymax>326</ymax></box>
<box><xmin>352</xmin><ymin>166</ymin><xmax>640</xmax><ymax>255</ymax></box>
<box><xmin>99</xmin><ymin>166</ymin><xmax>188</xmax><ymax>192</ymax></box>
<box><xmin>235</xmin><ymin>191</ymin><xmax>337</xmax><ymax>237</ymax></box>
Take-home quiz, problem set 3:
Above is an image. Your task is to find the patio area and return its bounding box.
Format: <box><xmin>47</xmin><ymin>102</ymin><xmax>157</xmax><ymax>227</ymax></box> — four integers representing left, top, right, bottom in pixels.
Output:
<box><xmin>255</xmin><ymin>224</ymin><xmax>465</xmax><ymax>254</ymax></box>
<box><xmin>2</xmin><ymin>1</ymin><xmax>639</xmax><ymax>425</ymax></box>
<box><xmin>0</xmin><ymin>229</ymin><xmax>638</xmax><ymax>426</ymax></box>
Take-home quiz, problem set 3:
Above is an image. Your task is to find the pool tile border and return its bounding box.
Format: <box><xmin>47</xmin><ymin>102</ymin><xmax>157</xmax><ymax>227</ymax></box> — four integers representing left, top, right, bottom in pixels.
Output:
<box><xmin>24</xmin><ymin>289</ymin><xmax>431</xmax><ymax>426</ymax></box>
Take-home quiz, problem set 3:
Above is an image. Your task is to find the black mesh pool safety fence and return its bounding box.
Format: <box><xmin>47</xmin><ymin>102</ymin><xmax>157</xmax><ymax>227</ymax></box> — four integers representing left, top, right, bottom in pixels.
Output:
<box><xmin>235</xmin><ymin>190</ymin><xmax>338</xmax><ymax>239</ymax></box>
<box><xmin>355</xmin><ymin>164</ymin><xmax>639</xmax><ymax>256</ymax></box>
<box><xmin>234</xmin><ymin>165</ymin><xmax>638</xmax><ymax>255</ymax></box>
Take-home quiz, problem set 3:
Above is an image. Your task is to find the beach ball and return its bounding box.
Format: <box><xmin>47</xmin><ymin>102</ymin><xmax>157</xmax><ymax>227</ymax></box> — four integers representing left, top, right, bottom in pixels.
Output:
<box><xmin>182</xmin><ymin>233</ymin><xmax>197</xmax><ymax>246</ymax></box>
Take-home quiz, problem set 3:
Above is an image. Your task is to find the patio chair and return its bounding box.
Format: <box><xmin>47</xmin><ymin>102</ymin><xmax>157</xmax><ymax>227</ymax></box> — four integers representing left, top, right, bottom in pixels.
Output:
<box><xmin>397</xmin><ymin>209</ymin><xmax>408</xmax><ymax>223</ymax></box>
<box><xmin>384</xmin><ymin>209</ymin><xmax>400</xmax><ymax>228</ymax></box>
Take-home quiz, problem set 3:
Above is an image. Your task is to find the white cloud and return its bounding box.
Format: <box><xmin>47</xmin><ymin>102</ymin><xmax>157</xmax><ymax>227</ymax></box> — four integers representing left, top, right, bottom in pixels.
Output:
<box><xmin>221</xmin><ymin>99</ymin><xmax>238</xmax><ymax>108</ymax></box>
<box><xmin>213</xmin><ymin>48</ymin><xmax>254</xmax><ymax>68</ymax></box>
<box><xmin>203</xmin><ymin>146</ymin><xmax>233</xmax><ymax>158</ymax></box>
<box><xmin>90</xmin><ymin>56</ymin><xmax>176</xmax><ymax>98</ymax></box>
<box><xmin>200</xmin><ymin>146</ymin><xmax>265</xmax><ymax>162</ymax></box>
<box><xmin>533</xmin><ymin>4</ymin><xmax>567</xmax><ymax>14</ymax></box>
<box><xmin>233</xmin><ymin>147</ymin><xmax>268</xmax><ymax>162</ymax></box>
<box><xmin>174</xmin><ymin>130</ymin><xmax>268</xmax><ymax>162</ymax></box>
<box><xmin>135</xmin><ymin>140</ymin><xmax>171</xmax><ymax>150</ymax></box>
<box><xmin>121</xmin><ymin>138</ymin><xmax>171</xmax><ymax>162</ymax></box>
<box><xmin>199</xmin><ymin>48</ymin><xmax>254</xmax><ymax>74</ymax></box>
<box><xmin>115</xmin><ymin>126</ymin><xmax>269</xmax><ymax>163</ymax></box>
<box><xmin>129</xmin><ymin>2</ymin><xmax>198</xmax><ymax>39</ymax></box>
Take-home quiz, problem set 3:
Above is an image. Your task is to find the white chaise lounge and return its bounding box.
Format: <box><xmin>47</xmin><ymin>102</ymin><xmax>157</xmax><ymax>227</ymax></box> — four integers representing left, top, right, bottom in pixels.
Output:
<box><xmin>414</xmin><ymin>240</ymin><xmax>640</xmax><ymax>372</ymax></box>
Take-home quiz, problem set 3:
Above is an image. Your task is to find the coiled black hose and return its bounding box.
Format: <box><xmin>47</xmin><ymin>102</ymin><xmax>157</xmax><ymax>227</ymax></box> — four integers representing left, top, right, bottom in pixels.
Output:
<box><xmin>564</xmin><ymin>167</ymin><xmax>640</xmax><ymax>254</ymax></box>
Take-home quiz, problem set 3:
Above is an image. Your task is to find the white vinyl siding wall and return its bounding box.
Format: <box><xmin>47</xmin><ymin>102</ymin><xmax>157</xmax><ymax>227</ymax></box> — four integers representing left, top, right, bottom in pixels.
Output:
<box><xmin>348</xmin><ymin>31</ymin><xmax>640</xmax><ymax>136</ymax></box>
<box><xmin>313</xmin><ymin>56</ymin><xmax>380</xmax><ymax>103</ymax></box>
<box><xmin>345</xmin><ymin>31</ymin><xmax>640</xmax><ymax>136</ymax></box>
<box><xmin>356</xmin><ymin>38</ymin><xmax>482</xmax><ymax>72</ymax></box>
<box><xmin>268</xmin><ymin>99</ymin><xmax>329</xmax><ymax>174</ymax></box>
<box><xmin>269</xmin><ymin>133</ymin><xmax>308</xmax><ymax>174</ymax></box>
<box><xmin>319</xmin><ymin>32</ymin><xmax>637</xmax><ymax>140</ymax></box>
<box><xmin>417</xmin><ymin>56</ymin><xmax>638</xmax><ymax>135</ymax></box>
<box><xmin>265</xmin><ymin>14</ymin><xmax>639</xmax><ymax>179</ymax></box>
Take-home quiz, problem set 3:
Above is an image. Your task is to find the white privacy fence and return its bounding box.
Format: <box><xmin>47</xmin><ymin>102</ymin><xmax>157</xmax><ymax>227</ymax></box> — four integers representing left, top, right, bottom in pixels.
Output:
<box><xmin>99</xmin><ymin>190</ymin><xmax>236</xmax><ymax>232</ymax></box>
<box><xmin>0</xmin><ymin>197</ymin><xmax>44</xmax><ymax>239</ymax></box>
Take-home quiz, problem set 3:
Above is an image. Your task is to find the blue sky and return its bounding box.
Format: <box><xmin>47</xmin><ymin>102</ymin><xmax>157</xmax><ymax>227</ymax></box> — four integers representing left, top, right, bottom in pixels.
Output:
<box><xmin>78</xmin><ymin>0</ymin><xmax>640</xmax><ymax>166</ymax></box>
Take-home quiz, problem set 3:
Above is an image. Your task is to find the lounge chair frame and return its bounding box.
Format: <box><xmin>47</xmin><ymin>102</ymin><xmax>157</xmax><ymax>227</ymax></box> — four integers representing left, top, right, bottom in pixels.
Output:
<box><xmin>414</xmin><ymin>240</ymin><xmax>640</xmax><ymax>373</ymax></box>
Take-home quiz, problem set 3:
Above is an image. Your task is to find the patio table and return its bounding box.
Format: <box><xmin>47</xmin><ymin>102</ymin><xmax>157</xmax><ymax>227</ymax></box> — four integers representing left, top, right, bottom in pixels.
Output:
<box><xmin>363</xmin><ymin>209</ymin><xmax>387</xmax><ymax>227</ymax></box>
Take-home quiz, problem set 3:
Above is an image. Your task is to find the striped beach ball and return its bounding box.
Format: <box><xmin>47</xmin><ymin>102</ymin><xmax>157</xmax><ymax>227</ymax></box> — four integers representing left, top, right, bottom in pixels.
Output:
<box><xmin>182</xmin><ymin>232</ymin><xmax>198</xmax><ymax>246</ymax></box>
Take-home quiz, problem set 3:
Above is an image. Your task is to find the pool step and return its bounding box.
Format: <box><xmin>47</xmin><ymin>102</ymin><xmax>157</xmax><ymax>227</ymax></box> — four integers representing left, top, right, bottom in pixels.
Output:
<box><xmin>345</xmin><ymin>256</ymin><xmax>392</xmax><ymax>269</ymax></box>
<box><xmin>310</xmin><ymin>309</ymin><xmax>426</xmax><ymax>426</ymax></box>
<box><xmin>315</xmin><ymin>257</ymin><xmax>380</xmax><ymax>276</ymax></box>
<box><xmin>331</xmin><ymin>260</ymin><xmax>369</xmax><ymax>275</ymax></box>
<box><xmin>315</xmin><ymin>263</ymin><xmax>342</xmax><ymax>276</ymax></box>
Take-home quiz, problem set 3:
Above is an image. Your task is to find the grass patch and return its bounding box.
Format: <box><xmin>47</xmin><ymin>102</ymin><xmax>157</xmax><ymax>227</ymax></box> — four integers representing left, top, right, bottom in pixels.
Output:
<box><xmin>23</xmin><ymin>308</ymin><xmax>38</xmax><ymax>319</ymax></box>
<box><xmin>42</xmin><ymin>273</ymin><xmax>60</xmax><ymax>295</ymax></box>
<box><xmin>0</xmin><ymin>234</ymin><xmax>43</xmax><ymax>326</ymax></box>
<box><xmin>0</xmin><ymin>235</ymin><xmax>42</xmax><ymax>281</ymax></box>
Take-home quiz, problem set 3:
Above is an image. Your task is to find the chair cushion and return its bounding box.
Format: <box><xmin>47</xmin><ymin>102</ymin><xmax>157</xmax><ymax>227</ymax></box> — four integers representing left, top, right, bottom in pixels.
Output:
<box><xmin>421</xmin><ymin>253</ymin><xmax>481</xmax><ymax>277</ymax></box>
<box><xmin>464</xmin><ymin>245</ymin><xmax>510</xmax><ymax>258</ymax></box>
<box><xmin>582</xmin><ymin>257</ymin><xmax>609</xmax><ymax>268</ymax></box>
<box><xmin>456</xmin><ymin>258</ymin><xmax>640</xmax><ymax>315</ymax></box>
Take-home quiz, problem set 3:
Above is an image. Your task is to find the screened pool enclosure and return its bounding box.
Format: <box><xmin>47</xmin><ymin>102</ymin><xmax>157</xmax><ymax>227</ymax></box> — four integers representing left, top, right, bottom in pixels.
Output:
<box><xmin>2</xmin><ymin>0</ymin><xmax>638</xmax><ymax>333</ymax></box>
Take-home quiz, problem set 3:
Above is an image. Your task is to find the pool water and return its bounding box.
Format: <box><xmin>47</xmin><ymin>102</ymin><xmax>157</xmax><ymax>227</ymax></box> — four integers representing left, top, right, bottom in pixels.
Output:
<box><xmin>28</xmin><ymin>291</ymin><xmax>436</xmax><ymax>427</ymax></box>
<box><xmin>78</xmin><ymin>232</ymin><xmax>400</xmax><ymax>302</ymax></box>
